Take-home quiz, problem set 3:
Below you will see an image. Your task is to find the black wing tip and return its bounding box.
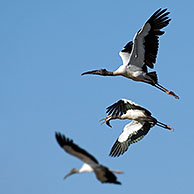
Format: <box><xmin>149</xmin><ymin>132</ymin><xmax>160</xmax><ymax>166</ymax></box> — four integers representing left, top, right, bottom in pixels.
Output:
<box><xmin>109</xmin><ymin>140</ymin><xmax>120</xmax><ymax>157</ymax></box>
<box><xmin>144</xmin><ymin>8</ymin><xmax>171</xmax><ymax>68</ymax></box>
<box><xmin>106</xmin><ymin>99</ymin><xmax>125</xmax><ymax>116</ymax></box>
<box><xmin>109</xmin><ymin>151</ymin><xmax>125</xmax><ymax>158</ymax></box>
<box><xmin>109</xmin><ymin>140</ymin><xmax>129</xmax><ymax>157</ymax></box>
<box><xmin>154</xmin><ymin>8</ymin><xmax>169</xmax><ymax>15</ymax></box>
<box><xmin>55</xmin><ymin>132</ymin><xmax>65</xmax><ymax>147</ymax></box>
<box><xmin>55</xmin><ymin>132</ymin><xmax>72</xmax><ymax>148</ymax></box>
<box><xmin>148</xmin><ymin>8</ymin><xmax>171</xmax><ymax>26</ymax></box>
<box><xmin>109</xmin><ymin>153</ymin><xmax>120</xmax><ymax>158</ymax></box>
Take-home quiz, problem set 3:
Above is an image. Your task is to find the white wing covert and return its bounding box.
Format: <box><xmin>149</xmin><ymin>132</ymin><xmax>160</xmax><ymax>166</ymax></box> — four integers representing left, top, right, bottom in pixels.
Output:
<box><xmin>109</xmin><ymin>121</ymin><xmax>152</xmax><ymax>157</ymax></box>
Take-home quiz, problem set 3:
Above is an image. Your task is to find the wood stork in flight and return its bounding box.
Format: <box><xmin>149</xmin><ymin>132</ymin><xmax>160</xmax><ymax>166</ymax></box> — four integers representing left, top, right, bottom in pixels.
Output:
<box><xmin>99</xmin><ymin>99</ymin><xmax>173</xmax><ymax>157</ymax></box>
<box><xmin>55</xmin><ymin>132</ymin><xmax>122</xmax><ymax>184</ymax></box>
<box><xmin>81</xmin><ymin>8</ymin><xmax>179</xmax><ymax>99</ymax></box>
<box><xmin>100</xmin><ymin>98</ymin><xmax>173</xmax><ymax>130</ymax></box>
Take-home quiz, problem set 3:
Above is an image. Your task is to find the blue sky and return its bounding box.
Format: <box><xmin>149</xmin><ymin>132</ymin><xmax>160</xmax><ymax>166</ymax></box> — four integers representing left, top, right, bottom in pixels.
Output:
<box><xmin>0</xmin><ymin>0</ymin><xmax>194</xmax><ymax>194</ymax></box>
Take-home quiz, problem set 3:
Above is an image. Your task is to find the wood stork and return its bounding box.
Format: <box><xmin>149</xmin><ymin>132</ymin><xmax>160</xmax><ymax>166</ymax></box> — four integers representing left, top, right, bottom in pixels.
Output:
<box><xmin>81</xmin><ymin>8</ymin><xmax>179</xmax><ymax>99</ymax></box>
<box><xmin>109</xmin><ymin>121</ymin><xmax>154</xmax><ymax>157</ymax></box>
<box><xmin>55</xmin><ymin>132</ymin><xmax>122</xmax><ymax>184</ymax></box>
<box><xmin>100</xmin><ymin>98</ymin><xmax>173</xmax><ymax>130</ymax></box>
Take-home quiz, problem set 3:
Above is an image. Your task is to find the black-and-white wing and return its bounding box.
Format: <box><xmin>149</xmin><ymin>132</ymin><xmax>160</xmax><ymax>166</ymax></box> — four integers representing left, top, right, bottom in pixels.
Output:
<box><xmin>109</xmin><ymin>121</ymin><xmax>152</xmax><ymax>157</ymax></box>
<box><xmin>55</xmin><ymin>132</ymin><xmax>99</xmax><ymax>165</ymax></box>
<box><xmin>94</xmin><ymin>165</ymin><xmax>121</xmax><ymax>184</ymax></box>
<box><xmin>106</xmin><ymin>99</ymin><xmax>151</xmax><ymax>117</ymax></box>
<box><xmin>119</xmin><ymin>41</ymin><xmax>133</xmax><ymax>65</ymax></box>
<box><xmin>129</xmin><ymin>8</ymin><xmax>171</xmax><ymax>69</ymax></box>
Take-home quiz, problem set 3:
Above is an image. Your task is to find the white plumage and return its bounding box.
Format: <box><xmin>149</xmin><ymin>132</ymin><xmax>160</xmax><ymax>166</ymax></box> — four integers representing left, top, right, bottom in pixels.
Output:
<box><xmin>118</xmin><ymin>121</ymin><xmax>146</xmax><ymax>143</ymax></box>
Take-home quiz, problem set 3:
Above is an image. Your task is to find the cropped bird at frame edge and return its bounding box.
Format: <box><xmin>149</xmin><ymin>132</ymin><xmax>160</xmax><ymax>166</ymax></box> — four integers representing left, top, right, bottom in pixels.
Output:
<box><xmin>99</xmin><ymin>99</ymin><xmax>173</xmax><ymax>157</ymax></box>
<box><xmin>55</xmin><ymin>132</ymin><xmax>122</xmax><ymax>184</ymax></box>
<box><xmin>81</xmin><ymin>8</ymin><xmax>179</xmax><ymax>99</ymax></box>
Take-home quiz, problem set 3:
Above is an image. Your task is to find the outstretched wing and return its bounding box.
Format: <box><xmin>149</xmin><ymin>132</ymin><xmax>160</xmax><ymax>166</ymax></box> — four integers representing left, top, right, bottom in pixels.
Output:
<box><xmin>109</xmin><ymin>121</ymin><xmax>152</xmax><ymax>157</ymax></box>
<box><xmin>55</xmin><ymin>132</ymin><xmax>99</xmax><ymax>165</ymax></box>
<box><xmin>94</xmin><ymin>165</ymin><xmax>121</xmax><ymax>184</ymax></box>
<box><xmin>106</xmin><ymin>99</ymin><xmax>151</xmax><ymax>117</ymax></box>
<box><xmin>128</xmin><ymin>8</ymin><xmax>171</xmax><ymax>69</ymax></box>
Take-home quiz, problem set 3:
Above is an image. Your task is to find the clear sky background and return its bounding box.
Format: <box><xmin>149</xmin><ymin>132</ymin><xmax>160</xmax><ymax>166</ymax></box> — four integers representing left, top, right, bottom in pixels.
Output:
<box><xmin>1</xmin><ymin>0</ymin><xmax>194</xmax><ymax>194</ymax></box>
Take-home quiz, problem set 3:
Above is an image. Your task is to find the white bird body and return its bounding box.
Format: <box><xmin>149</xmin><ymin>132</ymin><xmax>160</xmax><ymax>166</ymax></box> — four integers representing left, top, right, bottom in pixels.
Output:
<box><xmin>82</xmin><ymin>8</ymin><xmax>179</xmax><ymax>99</ymax></box>
<box><xmin>119</xmin><ymin>109</ymin><xmax>147</xmax><ymax>120</ymax></box>
<box><xmin>113</xmin><ymin>65</ymin><xmax>127</xmax><ymax>76</ymax></box>
<box><xmin>114</xmin><ymin>65</ymin><xmax>146</xmax><ymax>82</ymax></box>
<box><xmin>55</xmin><ymin>132</ymin><xmax>122</xmax><ymax>184</ymax></box>
<box><xmin>105</xmin><ymin>109</ymin><xmax>148</xmax><ymax>122</ymax></box>
<box><xmin>79</xmin><ymin>163</ymin><xmax>94</xmax><ymax>173</ymax></box>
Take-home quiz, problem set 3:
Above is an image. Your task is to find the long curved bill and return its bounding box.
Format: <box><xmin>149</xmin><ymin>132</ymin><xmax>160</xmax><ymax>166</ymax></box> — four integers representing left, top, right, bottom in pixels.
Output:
<box><xmin>81</xmin><ymin>69</ymin><xmax>101</xmax><ymax>76</ymax></box>
<box><xmin>81</xmin><ymin>69</ymin><xmax>113</xmax><ymax>76</ymax></box>
<box><xmin>64</xmin><ymin>170</ymin><xmax>75</xmax><ymax>179</ymax></box>
<box><xmin>99</xmin><ymin>116</ymin><xmax>112</xmax><ymax>128</ymax></box>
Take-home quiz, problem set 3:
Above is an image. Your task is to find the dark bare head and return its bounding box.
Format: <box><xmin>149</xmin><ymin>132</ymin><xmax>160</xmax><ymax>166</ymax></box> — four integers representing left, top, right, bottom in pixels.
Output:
<box><xmin>99</xmin><ymin>115</ymin><xmax>118</xmax><ymax>128</ymax></box>
<box><xmin>81</xmin><ymin>69</ymin><xmax>113</xmax><ymax>76</ymax></box>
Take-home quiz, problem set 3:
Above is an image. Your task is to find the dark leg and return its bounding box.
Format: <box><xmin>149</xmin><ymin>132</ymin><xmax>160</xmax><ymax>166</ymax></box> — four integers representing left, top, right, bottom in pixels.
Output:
<box><xmin>154</xmin><ymin>83</ymin><xmax>179</xmax><ymax>99</ymax></box>
<box><xmin>156</xmin><ymin>121</ymin><xmax>173</xmax><ymax>130</ymax></box>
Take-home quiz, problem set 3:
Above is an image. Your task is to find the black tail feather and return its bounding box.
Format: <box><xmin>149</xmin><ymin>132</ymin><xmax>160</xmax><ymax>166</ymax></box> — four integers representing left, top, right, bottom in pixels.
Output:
<box><xmin>147</xmin><ymin>71</ymin><xmax>158</xmax><ymax>84</ymax></box>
